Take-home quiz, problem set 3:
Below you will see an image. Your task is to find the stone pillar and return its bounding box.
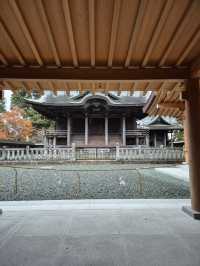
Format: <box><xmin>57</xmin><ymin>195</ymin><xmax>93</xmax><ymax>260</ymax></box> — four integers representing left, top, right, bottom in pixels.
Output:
<box><xmin>67</xmin><ymin>116</ymin><xmax>71</xmax><ymax>146</ymax></box>
<box><xmin>105</xmin><ymin>115</ymin><xmax>108</xmax><ymax>146</ymax></box>
<box><xmin>183</xmin><ymin>78</ymin><xmax>200</xmax><ymax>218</ymax></box>
<box><xmin>136</xmin><ymin>137</ymin><xmax>139</xmax><ymax>146</ymax></box>
<box><xmin>85</xmin><ymin>114</ymin><xmax>88</xmax><ymax>145</ymax></box>
<box><xmin>122</xmin><ymin>116</ymin><xmax>126</xmax><ymax>146</ymax></box>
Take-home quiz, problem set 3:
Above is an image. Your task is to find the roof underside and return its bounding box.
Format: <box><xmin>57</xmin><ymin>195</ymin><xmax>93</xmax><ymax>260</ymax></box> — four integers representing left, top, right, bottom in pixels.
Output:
<box><xmin>0</xmin><ymin>0</ymin><xmax>200</xmax><ymax>119</ymax></box>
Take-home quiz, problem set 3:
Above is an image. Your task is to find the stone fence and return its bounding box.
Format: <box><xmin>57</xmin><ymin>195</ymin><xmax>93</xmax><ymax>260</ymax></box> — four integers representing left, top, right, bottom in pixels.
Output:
<box><xmin>0</xmin><ymin>145</ymin><xmax>184</xmax><ymax>162</ymax></box>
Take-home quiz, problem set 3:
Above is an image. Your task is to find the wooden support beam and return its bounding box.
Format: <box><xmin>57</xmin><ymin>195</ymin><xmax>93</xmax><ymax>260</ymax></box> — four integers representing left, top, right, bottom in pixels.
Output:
<box><xmin>36</xmin><ymin>0</ymin><xmax>61</xmax><ymax>66</ymax></box>
<box><xmin>191</xmin><ymin>57</ymin><xmax>200</xmax><ymax>78</ymax></box>
<box><xmin>88</xmin><ymin>0</ymin><xmax>95</xmax><ymax>67</ymax></box>
<box><xmin>125</xmin><ymin>0</ymin><xmax>148</xmax><ymax>67</ymax></box>
<box><xmin>0</xmin><ymin>67</ymin><xmax>190</xmax><ymax>82</ymax></box>
<box><xmin>62</xmin><ymin>0</ymin><xmax>78</xmax><ymax>67</ymax></box>
<box><xmin>108</xmin><ymin>0</ymin><xmax>121</xmax><ymax>67</ymax></box>
<box><xmin>142</xmin><ymin>0</ymin><xmax>174</xmax><ymax>66</ymax></box>
<box><xmin>159</xmin><ymin>1</ymin><xmax>196</xmax><ymax>66</ymax></box>
<box><xmin>9</xmin><ymin>0</ymin><xmax>43</xmax><ymax>65</ymax></box>
<box><xmin>177</xmin><ymin>28</ymin><xmax>200</xmax><ymax>66</ymax></box>
<box><xmin>0</xmin><ymin>21</ymin><xmax>25</xmax><ymax>65</ymax></box>
<box><xmin>158</xmin><ymin>101</ymin><xmax>185</xmax><ymax>111</ymax></box>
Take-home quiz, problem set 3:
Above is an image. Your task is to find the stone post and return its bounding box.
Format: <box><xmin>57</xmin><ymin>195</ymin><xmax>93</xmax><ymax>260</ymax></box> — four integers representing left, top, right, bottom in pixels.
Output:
<box><xmin>53</xmin><ymin>136</ymin><xmax>56</xmax><ymax>148</ymax></box>
<box><xmin>85</xmin><ymin>114</ymin><xmax>88</xmax><ymax>145</ymax></box>
<box><xmin>105</xmin><ymin>115</ymin><xmax>108</xmax><ymax>146</ymax></box>
<box><xmin>122</xmin><ymin>116</ymin><xmax>126</xmax><ymax>146</ymax></box>
<box><xmin>116</xmin><ymin>142</ymin><xmax>120</xmax><ymax>161</ymax></box>
<box><xmin>67</xmin><ymin>115</ymin><xmax>71</xmax><ymax>146</ymax></box>
<box><xmin>72</xmin><ymin>142</ymin><xmax>76</xmax><ymax>161</ymax></box>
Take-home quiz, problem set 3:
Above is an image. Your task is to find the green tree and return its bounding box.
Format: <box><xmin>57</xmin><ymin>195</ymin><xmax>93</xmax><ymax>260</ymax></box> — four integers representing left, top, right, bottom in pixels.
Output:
<box><xmin>11</xmin><ymin>90</ymin><xmax>53</xmax><ymax>129</ymax></box>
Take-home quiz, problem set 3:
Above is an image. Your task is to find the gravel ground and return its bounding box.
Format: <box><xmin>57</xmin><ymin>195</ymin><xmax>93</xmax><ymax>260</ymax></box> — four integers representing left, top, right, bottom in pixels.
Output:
<box><xmin>0</xmin><ymin>163</ymin><xmax>190</xmax><ymax>200</ymax></box>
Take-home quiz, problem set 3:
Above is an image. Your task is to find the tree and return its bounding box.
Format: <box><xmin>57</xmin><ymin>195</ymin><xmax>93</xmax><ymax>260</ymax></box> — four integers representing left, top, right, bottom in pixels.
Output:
<box><xmin>0</xmin><ymin>107</ymin><xmax>32</xmax><ymax>141</ymax></box>
<box><xmin>11</xmin><ymin>90</ymin><xmax>53</xmax><ymax>129</ymax></box>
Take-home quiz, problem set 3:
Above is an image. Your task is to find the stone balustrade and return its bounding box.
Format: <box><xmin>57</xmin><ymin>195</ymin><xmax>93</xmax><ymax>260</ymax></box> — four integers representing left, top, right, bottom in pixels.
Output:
<box><xmin>0</xmin><ymin>146</ymin><xmax>184</xmax><ymax>162</ymax></box>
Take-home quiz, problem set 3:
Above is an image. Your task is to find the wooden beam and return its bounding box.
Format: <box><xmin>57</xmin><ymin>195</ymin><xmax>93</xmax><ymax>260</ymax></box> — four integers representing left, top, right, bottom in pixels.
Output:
<box><xmin>0</xmin><ymin>21</ymin><xmax>25</xmax><ymax>65</ymax></box>
<box><xmin>191</xmin><ymin>57</ymin><xmax>200</xmax><ymax>78</ymax></box>
<box><xmin>88</xmin><ymin>0</ymin><xmax>95</xmax><ymax>67</ymax></box>
<box><xmin>159</xmin><ymin>1</ymin><xmax>196</xmax><ymax>66</ymax></box>
<box><xmin>142</xmin><ymin>0</ymin><xmax>174</xmax><ymax>66</ymax></box>
<box><xmin>36</xmin><ymin>0</ymin><xmax>61</xmax><ymax>66</ymax></box>
<box><xmin>62</xmin><ymin>0</ymin><xmax>78</xmax><ymax>67</ymax></box>
<box><xmin>125</xmin><ymin>0</ymin><xmax>148</xmax><ymax>67</ymax></box>
<box><xmin>176</xmin><ymin>28</ymin><xmax>200</xmax><ymax>66</ymax></box>
<box><xmin>0</xmin><ymin>67</ymin><xmax>190</xmax><ymax>82</ymax></box>
<box><xmin>0</xmin><ymin>51</ymin><xmax>8</xmax><ymax>65</ymax></box>
<box><xmin>9</xmin><ymin>0</ymin><xmax>43</xmax><ymax>65</ymax></box>
<box><xmin>158</xmin><ymin>101</ymin><xmax>185</xmax><ymax>111</ymax></box>
<box><xmin>108</xmin><ymin>0</ymin><xmax>121</xmax><ymax>67</ymax></box>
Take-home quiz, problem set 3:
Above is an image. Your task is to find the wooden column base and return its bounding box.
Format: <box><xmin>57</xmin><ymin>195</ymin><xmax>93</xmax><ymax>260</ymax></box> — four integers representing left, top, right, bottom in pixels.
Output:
<box><xmin>182</xmin><ymin>206</ymin><xmax>200</xmax><ymax>220</ymax></box>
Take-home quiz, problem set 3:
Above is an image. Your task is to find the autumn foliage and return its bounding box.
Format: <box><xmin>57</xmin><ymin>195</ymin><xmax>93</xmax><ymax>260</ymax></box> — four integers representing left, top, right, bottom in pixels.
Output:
<box><xmin>0</xmin><ymin>107</ymin><xmax>32</xmax><ymax>141</ymax></box>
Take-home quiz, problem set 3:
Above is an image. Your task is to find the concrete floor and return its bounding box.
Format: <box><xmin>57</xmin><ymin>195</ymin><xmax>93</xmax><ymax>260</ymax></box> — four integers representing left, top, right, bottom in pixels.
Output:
<box><xmin>0</xmin><ymin>199</ymin><xmax>200</xmax><ymax>266</ymax></box>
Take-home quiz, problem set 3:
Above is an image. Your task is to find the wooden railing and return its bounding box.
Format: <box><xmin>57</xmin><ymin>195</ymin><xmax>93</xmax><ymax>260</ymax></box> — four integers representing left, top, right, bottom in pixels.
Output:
<box><xmin>0</xmin><ymin>146</ymin><xmax>184</xmax><ymax>162</ymax></box>
<box><xmin>125</xmin><ymin>129</ymin><xmax>149</xmax><ymax>136</ymax></box>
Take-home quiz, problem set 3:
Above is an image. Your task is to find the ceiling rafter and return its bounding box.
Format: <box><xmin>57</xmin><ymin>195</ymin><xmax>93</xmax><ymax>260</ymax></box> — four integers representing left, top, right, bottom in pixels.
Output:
<box><xmin>62</xmin><ymin>0</ymin><xmax>78</xmax><ymax>67</ymax></box>
<box><xmin>0</xmin><ymin>51</ymin><xmax>8</xmax><ymax>65</ymax></box>
<box><xmin>36</xmin><ymin>0</ymin><xmax>61</xmax><ymax>66</ymax></box>
<box><xmin>142</xmin><ymin>0</ymin><xmax>174</xmax><ymax>66</ymax></box>
<box><xmin>148</xmin><ymin>83</ymin><xmax>166</xmax><ymax>115</ymax></box>
<box><xmin>159</xmin><ymin>0</ymin><xmax>196</xmax><ymax>66</ymax></box>
<box><xmin>125</xmin><ymin>0</ymin><xmax>148</xmax><ymax>67</ymax></box>
<box><xmin>8</xmin><ymin>0</ymin><xmax>43</xmax><ymax>65</ymax></box>
<box><xmin>176</xmin><ymin>27</ymin><xmax>200</xmax><ymax>66</ymax></box>
<box><xmin>108</xmin><ymin>0</ymin><xmax>121</xmax><ymax>67</ymax></box>
<box><xmin>88</xmin><ymin>0</ymin><xmax>95</xmax><ymax>67</ymax></box>
<box><xmin>0</xmin><ymin>21</ymin><xmax>25</xmax><ymax>65</ymax></box>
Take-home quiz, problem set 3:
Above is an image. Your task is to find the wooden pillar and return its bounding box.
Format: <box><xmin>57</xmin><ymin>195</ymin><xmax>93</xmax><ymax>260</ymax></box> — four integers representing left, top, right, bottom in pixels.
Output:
<box><xmin>105</xmin><ymin>115</ymin><xmax>108</xmax><ymax>146</ymax></box>
<box><xmin>122</xmin><ymin>116</ymin><xmax>126</xmax><ymax>146</ymax></box>
<box><xmin>154</xmin><ymin>133</ymin><xmax>157</xmax><ymax>147</ymax></box>
<box><xmin>146</xmin><ymin>134</ymin><xmax>150</xmax><ymax>147</ymax></box>
<box><xmin>67</xmin><ymin>116</ymin><xmax>71</xmax><ymax>146</ymax></box>
<box><xmin>183</xmin><ymin>117</ymin><xmax>189</xmax><ymax>163</ymax></box>
<box><xmin>85</xmin><ymin>114</ymin><xmax>88</xmax><ymax>145</ymax></box>
<box><xmin>183</xmin><ymin>78</ymin><xmax>200</xmax><ymax>218</ymax></box>
<box><xmin>164</xmin><ymin>132</ymin><xmax>167</xmax><ymax>147</ymax></box>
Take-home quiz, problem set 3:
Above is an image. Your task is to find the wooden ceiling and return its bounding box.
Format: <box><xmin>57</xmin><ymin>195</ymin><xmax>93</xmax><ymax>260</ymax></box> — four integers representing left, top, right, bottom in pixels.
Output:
<box><xmin>0</xmin><ymin>0</ymin><xmax>200</xmax><ymax>118</ymax></box>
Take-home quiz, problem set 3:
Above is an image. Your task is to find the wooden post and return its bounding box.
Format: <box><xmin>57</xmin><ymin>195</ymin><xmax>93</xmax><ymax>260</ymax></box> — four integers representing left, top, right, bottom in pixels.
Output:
<box><xmin>85</xmin><ymin>114</ymin><xmax>88</xmax><ymax>145</ymax></box>
<box><xmin>154</xmin><ymin>133</ymin><xmax>157</xmax><ymax>147</ymax></box>
<box><xmin>183</xmin><ymin>116</ymin><xmax>189</xmax><ymax>163</ymax></box>
<box><xmin>67</xmin><ymin>115</ymin><xmax>71</xmax><ymax>146</ymax></box>
<box><xmin>182</xmin><ymin>78</ymin><xmax>200</xmax><ymax>219</ymax></box>
<box><xmin>105</xmin><ymin>115</ymin><xmax>108</xmax><ymax>146</ymax></box>
<box><xmin>164</xmin><ymin>132</ymin><xmax>167</xmax><ymax>147</ymax></box>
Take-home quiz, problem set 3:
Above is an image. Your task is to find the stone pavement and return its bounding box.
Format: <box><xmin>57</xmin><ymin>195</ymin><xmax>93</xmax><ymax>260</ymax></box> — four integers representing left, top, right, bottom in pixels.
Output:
<box><xmin>0</xmin><ymin>199</ymin><xmax>200</xmax><ymax>266</ymax></box>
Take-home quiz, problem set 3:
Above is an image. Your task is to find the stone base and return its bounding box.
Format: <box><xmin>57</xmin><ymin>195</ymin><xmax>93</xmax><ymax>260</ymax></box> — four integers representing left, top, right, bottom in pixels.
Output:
<box><xmin>182</xmin><ymin>206</ymin><xmax>200</xmax><ymax>220</ymax></box>
<box><xmin>0</xmin><ymin>209</ymin><xmax>2</xmax><ymax>215</ymax></box>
